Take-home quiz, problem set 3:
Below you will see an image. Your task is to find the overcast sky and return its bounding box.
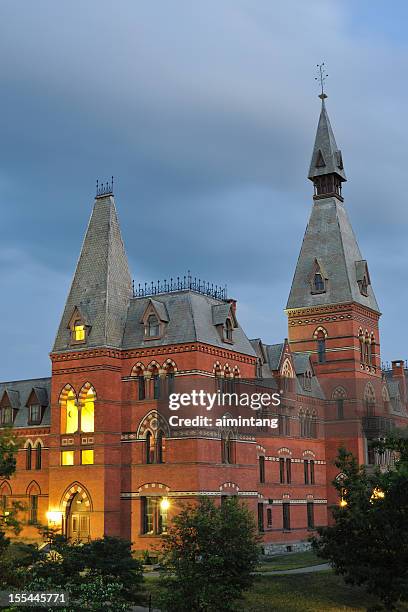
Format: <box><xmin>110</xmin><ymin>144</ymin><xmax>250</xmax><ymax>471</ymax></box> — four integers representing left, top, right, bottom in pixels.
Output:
<box><xmin>1</xmin><ymin>0</ymin><xmax>407</xmax><ymax>381</ymax></box>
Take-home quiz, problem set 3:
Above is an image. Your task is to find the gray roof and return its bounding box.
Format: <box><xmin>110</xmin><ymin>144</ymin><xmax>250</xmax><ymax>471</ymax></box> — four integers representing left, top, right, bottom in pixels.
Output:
<box><xmin>308</xmin><ymin>99</ymin><xmax>346</xmax><ymax>182</ymax></box>
<box><xmin>53</xmin><ymin>195</ymin><xmax>132</xmax><ymax>352</ymax></box>
<box><xmin>0</xmin><ymin>378</ymin><xmax>51</xmax><ymax>428</ymax></box>
<box><xmin>122</xmin><ymin>290</ymin><xmax>256</xmax><ymax>357</ymax></box>
<box><xmin>293</xmin><ymin>352</ymin><xmax>312</xmax><ymax>375</ymax></box>
<box><xmin>286</xmin><ymin>197</ymin><xmax>379</xmax><ymax>312</ymax></box>
<box><xmin>264</xmin><ymin>343</ymin><xmax>284</xmax><ymax>370</ymax></box>
<box><xmin>212</xmin><ymin>303</ymin><xmax>232</xmax><ymax>326</ymax></box>
<box><xmin>144</xmin><ymin>299</ymin><xmax>169</xmax><ymax>323</ymax></box>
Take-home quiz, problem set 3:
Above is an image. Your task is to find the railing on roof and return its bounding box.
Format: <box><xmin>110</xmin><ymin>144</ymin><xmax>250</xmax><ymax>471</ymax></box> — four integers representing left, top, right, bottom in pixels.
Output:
<box><xmin>132</xmin><ymin>271</ymin><xmax>228</xmax><ymax>300</ymax></box>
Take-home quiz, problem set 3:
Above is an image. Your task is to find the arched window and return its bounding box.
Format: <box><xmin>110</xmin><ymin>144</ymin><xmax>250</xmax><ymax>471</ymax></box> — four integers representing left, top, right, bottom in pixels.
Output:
<box><xmin>147</xmin><ymin>314</ymin><xmax>160</xmax><ymax>337</ymax></box>
<box><xmin>221</xmin><ymin>432</ymin><xmax>234</xmax><ymax>464</ymax></box>
<box><xmin>35</xmin><ymin>443</ymin><xmax>42</xmax><ymax>470</ymax></box>
<box><xmin>359</xmin><ymin>329</ymin><xmax>364</xmax><ymax>363</ymax></box>
<box><xmin>317</xmin><ymin>331</ymin><xmax>326</xmax><ymax>364</ymax></box>
<box><xmin>156</xmin><ymin>430</ymin><xmax>164</xmax><ymax>464</ymax></box>
<box><xmin>311</xmin><ymin>411</ymin><xmax>318</xmax><ymax>438</ymax></box>
<box><xmin>214</xmin><ymin>363</ymin><xmax>223</xmax><ymax>393</ymax></box>
<box><xmin>80</xmin><ymin>387</ymin><xmax>95</xmax><ymax>433</ymax></box>
<box><xmin>164</xmin><ymin>363</ymin><xmax>176</xmax><ymax>396</ymax></box>
<box><xmin>26</xmin><ymin>443</ymin><xmax>32</xmax><ymax>470</ymax></box>
<box><xmin>364</xmin><ymin>383</ymin><xmax>376</xmax><ymax>416</ymax></box>
<box><xmin>259</xmin><ymin>456</ymin><xmax>265</xmax><ymax>483</ymax></box>
<box><xmin>364</xmin><ymin>332</ymin><xmax>370</xmax><ymax>364</ymax></box>
<box><xmin>145</xmin><ymin>431</ymin><xmax>155</xmax><ymax>464</ymax></box>
<box><xmin>370</xmin><ymin>334</ymin><xmax>375</xmax><ymax>367</ymax></box>
<box><xmin>60</xmin><ymin>387</ymin><xmax>78</xmax><ymax>434</ymax></box>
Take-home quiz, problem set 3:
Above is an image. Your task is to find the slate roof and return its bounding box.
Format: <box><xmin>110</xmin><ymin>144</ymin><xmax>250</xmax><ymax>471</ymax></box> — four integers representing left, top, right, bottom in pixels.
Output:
<box><xmin>293</xmin><ymin>352</ymin><xmax>312</xmax><ymax>375</ymax></box>
<box><xmin>308</xmin><ymin>99</ymin><xmax>346</xmax><ymax>182</ymax></box>
<box><xmin>122</xmin><ymin>290</ymin><xmax>256</xmax><ymax>357</ymax></box>
<box><xmin>0</xmin><ymin>378</ymin><xmax>51</xmax><ymax>429</ymax></box>
<box><xmin>53</xmin><ymin>195</ymin><xmax>132</xmax><ymax>352</ymax></box>
<box><xmin>264</xmin><ymin>343</ymin><xmax>284</xmax><ymax>370</ymax></box>
<box><xmin>286</xmin><ymin>197</ymin><xmax>379</xmax><ymax>312</ymax></box>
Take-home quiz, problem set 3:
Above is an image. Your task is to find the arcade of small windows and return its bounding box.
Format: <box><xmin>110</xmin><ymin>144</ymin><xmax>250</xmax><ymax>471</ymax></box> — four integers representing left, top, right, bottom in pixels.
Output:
<box><xmin>299</xmin><ymin>410</ymin><xmax>318</xmax><ymax>438</ymax></box>
<box><xmin>141</xmin><ymin>496</ymin><xmax>168</xmax><ymax>535</ymax></box>
<box><xmin>133</xmin><ymin>364</ymin><xmax>176</xmax><ymax>401</ymax></box>
<box><xmin>359</xmin><ymin>330</ymin><xmax>375</xmax><ymax>366</ymax></box>
<box><xmin>145</xmin><ymin>430</ymin><xmax>165</xmax><ymax>464</ymax></box>
<box><xmin>25</xmin><ymin>442</ymin><xmax>42</xmax><ymax>471</ymax></box>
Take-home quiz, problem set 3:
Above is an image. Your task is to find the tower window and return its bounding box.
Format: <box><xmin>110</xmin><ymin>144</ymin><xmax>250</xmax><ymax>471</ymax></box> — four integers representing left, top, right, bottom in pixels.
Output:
<box><xmin>259</xmin><ymin>456</ymin><xmax>265</xmax><ymax>483</ymax></box>
<box><xmin>316</xmin><ymin>330</ymin><xmax>326</xmax><ymax>364</ymax></box>
<box><xmin>81</xmin><ymin>449</ymin><xmax>94</xmax><ymax>465</ymax></box>
<box><xmin>35</xmin><ymin>443</ymin><xmax>42</xmax><ymax>470</ymax></box>
<box><xmin>313</xmin><ymin>273</ymin><xmax>325</xmax><ymax>292</ymax></box>
<box><xmin>73</xmin><ymin>321</ymin><xmax>86</xmax><ymax>342</ymax></box>
<box><xmin>61</xmin><ymin>450</ymin><xmax>74</xmax><ymax>466</ymax></box>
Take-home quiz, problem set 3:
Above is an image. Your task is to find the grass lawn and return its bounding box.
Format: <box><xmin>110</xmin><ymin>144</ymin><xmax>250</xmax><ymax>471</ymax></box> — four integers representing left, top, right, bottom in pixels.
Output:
<box><xmin>142</xmin><ymin>571</ymin><xmax>389</xmax><ymax>611</ymax></box>
<box><xmin>256</xmin><ymin>550</ymin><xmax>323</xmax><ymax>572</ymax></box>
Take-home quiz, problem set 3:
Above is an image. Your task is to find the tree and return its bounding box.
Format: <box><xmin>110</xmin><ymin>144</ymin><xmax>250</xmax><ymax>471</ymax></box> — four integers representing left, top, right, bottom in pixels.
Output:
<box><xmin>22</xmin><ymin>535</ymin><xmax>144</xmax><ymax>611</ymax></box>
<box><xmin>312</xmin><ymin>436</ymin><xmax>408</xmax><ymax>610</ymax></box>
<box><xmin>0</xmin><ymin>428</ymin><xmax>24</xmax><ymax>587</ymax></box>
<box><xmin>159</xmin><ymin>496</ymin><xmax>260</xmax><ymax>611</ymax></box>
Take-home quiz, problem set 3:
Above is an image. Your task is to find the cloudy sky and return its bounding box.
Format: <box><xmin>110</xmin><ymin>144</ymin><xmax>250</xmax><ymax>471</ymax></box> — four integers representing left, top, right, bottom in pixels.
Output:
<box><xmin>1</xmin><ymin>0</ymin><xmax>407</xmax><ymax>381</ymax></box>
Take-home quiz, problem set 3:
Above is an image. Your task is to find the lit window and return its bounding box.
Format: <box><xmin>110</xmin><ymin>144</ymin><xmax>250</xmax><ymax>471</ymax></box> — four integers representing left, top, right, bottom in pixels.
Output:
<box><xmin>81</xmin><ymin>388</ymin><xmax>95</xmax><ymax>433</ymax></box>
<box><xmin>81</xmin><ymin>449</ymin><xmax>94</xmax><ymax>465</ymax></box>
<box><xmin>141</xmin><ymin>497</ymin><xmax>168</xmax><ymax>535</ymax></box>
<box><xmin>73</xmin><ymin>321</ymin><xmax>85</xmax><ymax>341</ymax></box>
<box><xmin>64</xmin><ymin>390</ymin><xmax>78</xmax><ymax>434</ymax></box>
<box><xmin>61</xmin><ymin>450</ymin><xmax>74</xmax><ymax>466</ymax></box>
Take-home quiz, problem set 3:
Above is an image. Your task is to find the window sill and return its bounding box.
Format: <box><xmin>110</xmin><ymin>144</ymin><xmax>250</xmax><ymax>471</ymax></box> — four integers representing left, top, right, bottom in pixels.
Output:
<box><xmin>143</xmin><ymin>336</ymin><xmax>163</xmax><ymax>342</ymax></box>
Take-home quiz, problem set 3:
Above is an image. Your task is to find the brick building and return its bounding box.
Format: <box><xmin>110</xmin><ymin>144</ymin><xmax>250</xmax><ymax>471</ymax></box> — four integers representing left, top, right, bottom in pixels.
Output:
<box><xmin>1</xmin><ymin>97</ymin><xmax>407</xmax><ymax>553</ymax></box>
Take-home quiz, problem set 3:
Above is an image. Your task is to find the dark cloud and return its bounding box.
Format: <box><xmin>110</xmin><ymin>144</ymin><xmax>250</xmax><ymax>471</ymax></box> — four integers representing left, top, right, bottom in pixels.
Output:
<box><xmin>0</xmin><ymin>0</ymin><xmax>407</xmax><ymax>380</ymax></box>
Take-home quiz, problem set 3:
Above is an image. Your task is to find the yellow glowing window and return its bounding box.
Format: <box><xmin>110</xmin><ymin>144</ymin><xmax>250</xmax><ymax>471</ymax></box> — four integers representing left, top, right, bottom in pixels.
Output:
<box><xmin>81</xmin><ymin>388</ymin><xmax>95</xmax><ymax>433</ymax></box>
<box><xmin>81</xmin><ymin>449</ymin><xmax>94</xmax><ymax>465</ymax></box>
<box><xmin>73</xmin><ymin>321</ymin><xmax>85</xmax><ymax>341</ymax></box>
<box><xmin>61</xmin><ymin>451</ymin><xmax>74</xmax><ymax>466</ymax></box>
<box><xmin>64</xmin><ymin>390</ymin><xmax>78</xmax><ymax>434</ymax></box>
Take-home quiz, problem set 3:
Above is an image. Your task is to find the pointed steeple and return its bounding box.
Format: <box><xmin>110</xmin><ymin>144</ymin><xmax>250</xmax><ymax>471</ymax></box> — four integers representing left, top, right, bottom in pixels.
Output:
<box><xmin>287</xmin><ymin>97</ymin><xmax>379</xmax><ymax>314</ymax></box>
<box><xmin>53</xmin><ymin>191</ymin><xmax>132</xmax><ymax>352</ymax></box>
<box><xmin>308</xmin><ymin>96</ymin><xmax>346</xmax><ymax>200</ymax></box>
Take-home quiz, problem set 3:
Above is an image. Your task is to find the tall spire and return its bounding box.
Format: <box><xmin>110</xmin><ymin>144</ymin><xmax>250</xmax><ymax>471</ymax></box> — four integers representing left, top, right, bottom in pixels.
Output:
<box><xmin>308</xmin><ymin>67</ymin><xmax>346</xmax><ymax>200</ymax></box>
<box><xmin>53</xmin><ymin>191</ymin><xmax>132</xmax><ymax>352</ymax></box>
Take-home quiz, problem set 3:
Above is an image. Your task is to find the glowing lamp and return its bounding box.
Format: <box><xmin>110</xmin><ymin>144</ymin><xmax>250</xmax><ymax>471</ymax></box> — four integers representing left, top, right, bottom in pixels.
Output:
<box><xmin>46</xmin><ymin>511</ymin><xmax>63</xmax><ymax>523</ymax></box>
<box><xmin>339</xmin><ymin>498</ymin><xmax>348</xmax><ymax>508</ymax></box>
<box><xmin>160</xmin><ymin>498</ymin><xmax>170</xmax><ymax>511</ymax></box>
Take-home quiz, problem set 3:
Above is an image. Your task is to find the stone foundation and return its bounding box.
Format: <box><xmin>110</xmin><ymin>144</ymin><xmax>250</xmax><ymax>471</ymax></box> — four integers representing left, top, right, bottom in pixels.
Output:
<box><xmin>262</xmin><ymin>540</ymin><xmax>312</xmax><ymax>556</ymax></box>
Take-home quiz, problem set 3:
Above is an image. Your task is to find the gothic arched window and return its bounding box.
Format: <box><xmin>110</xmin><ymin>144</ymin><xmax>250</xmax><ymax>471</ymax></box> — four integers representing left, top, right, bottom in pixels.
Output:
<box><xmin>26</xmin><ymin>443</ymin><xmax>32</xmax><ymax>471</ymax></box>
<box><xmin>35</xmin><ymin>442</ymin><xmax>42</xmax><ymax>470</ymax></box>
<box><xmin>317</xmin><ymin>331</ymin><xmax>326</xmax><ymax>364</ymax></box>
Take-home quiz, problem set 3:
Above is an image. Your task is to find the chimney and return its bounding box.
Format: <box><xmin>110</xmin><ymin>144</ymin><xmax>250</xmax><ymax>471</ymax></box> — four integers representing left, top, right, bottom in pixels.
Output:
<box><xmin>391</xmin><ymin>360</ymin><xmax>407</xmax><ymax>404</ymax></box>
<box><xmin>227</xmin><ymin>299</ymin><xmax>237</xmax><ymax>315</ymax></box>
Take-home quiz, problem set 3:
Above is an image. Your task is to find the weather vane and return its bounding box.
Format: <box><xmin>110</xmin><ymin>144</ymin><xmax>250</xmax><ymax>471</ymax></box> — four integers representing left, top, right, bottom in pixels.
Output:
<box><xmin>315</xmin><ymin>62</ymin><xmax>328</xmax><ymax>99</ymax></box>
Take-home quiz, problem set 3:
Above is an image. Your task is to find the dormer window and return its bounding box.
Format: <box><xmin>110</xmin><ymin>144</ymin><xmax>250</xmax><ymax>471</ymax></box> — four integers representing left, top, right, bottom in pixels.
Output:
<box><xmin>310</xmin><ymin>259</ymin><xmax>327</xmax><ymax>294</ymax></box>
<box><xmin>147</xmin><ymin>314</ymin><xmax>160</xmax><ymax>338</ymax></box>
<box><xmin>73</xmin><ymin>320</ymin><xmax>86</xmax><ymax>342</ymax></box>
<box><xmin>28</xmin><ymin>404</ymin><xmax>41</xmax><ymax>425</ymax></box>
<box><xmin>313</xmin><ymin>273</ymin><xmax>325</xmax><ymax>292</ymax></box>
<box><xmin>141</xmin><ymin>299</ymin><xmax>168</xmax><ymax>341</ymax></box>
<box><xmin>225</xmin><ymin>318</ymin><xmax>233</xmax><ymax>342</ymax></box>
<box><xmin>0</xmin><ymin>406</ymin><xmax>13</xmax><ymax>426</ymax></box>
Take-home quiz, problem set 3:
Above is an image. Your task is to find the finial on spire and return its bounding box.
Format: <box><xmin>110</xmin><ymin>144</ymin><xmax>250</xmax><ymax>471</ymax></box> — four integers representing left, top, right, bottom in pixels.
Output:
<box><xmin>315</xmin><ymin>62</ymin><xmax>328</xmax><ymax>100</ymax></box>
<box><xmin>96</xmin><ymin>176</ymin><xmax>115</xmax><ymax>198</ymax></box>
